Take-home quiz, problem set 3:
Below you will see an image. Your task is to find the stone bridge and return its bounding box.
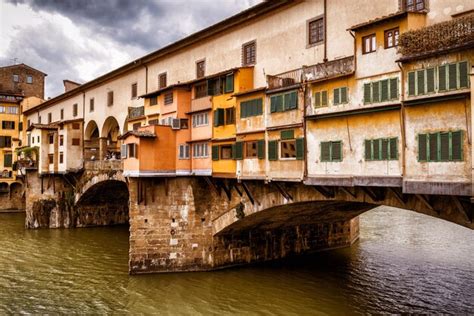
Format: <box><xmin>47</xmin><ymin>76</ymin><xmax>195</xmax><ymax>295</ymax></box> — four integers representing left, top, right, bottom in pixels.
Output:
<box><xmin>23</xmin><ymin>163</ymin><xmax>473</xmax><ymax>273</ymax></box>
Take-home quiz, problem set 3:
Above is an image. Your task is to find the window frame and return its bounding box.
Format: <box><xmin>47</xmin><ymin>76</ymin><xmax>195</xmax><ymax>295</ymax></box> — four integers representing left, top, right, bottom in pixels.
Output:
<box><xmin>178</xmin><ymin>144</ymin><xmax>190</xmax><ymax>160</ymax></box>
<box><xmin>384</xmin><ymin>27</ymin><xmax>400</xmax><ymax>49</ymax></box>
<box><xmin>279</xmin><ymin>139</ymin><xmax>297</xmax><ymax>160</ymax></box>
<box><xmin>320</xmin><ymin>141</ymin><xmax>343</xmax><ymax>162</ymax></box>
<box><xmin>131</xmin><ymin>82</ymin><xmax>138</xmax><ymax>99</ymax></box>
<box><xmin>107</xmin><ymin>91</ymin><xmax>114</xmax><ymax>107</ymax></box>
<box><xmin>26</xmin><ymin>75</ymin><xmax>33</xmax><ymax>84</ymax></box>
<box><xmin>362</xmin><ymin>34</ymin><xmax>376</xmax><ymax>54</ymax></box>
<box><xmin>159</xmin><ymin>72</ymin><xmax>167</xmax><ymax>89</ymax></box>
<box><xmin>196</xmin><ymin>59</ymin><xmax>206</xmax><ymax>79</ymax></box>
<box><xmin>242</xmin><ymin>40</ymin><xmax>256</xmax><ymax>66</ymax></box>
<box><xmin>307</xmin><ymin>15</ymin><xmax>325</xmax><ymax>47</ymax></box>
<box><xmin>245</xmin><ymin>141</ymin><xmax>258</xmax><ymax>159</ymax></box>
<box><xmin>164</xmin><ymin>92</ymin><xmax>173</xmax><ymax>105</ymax></box>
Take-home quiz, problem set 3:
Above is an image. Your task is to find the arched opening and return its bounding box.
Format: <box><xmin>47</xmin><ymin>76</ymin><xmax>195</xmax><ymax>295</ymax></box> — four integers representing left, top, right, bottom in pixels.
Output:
<box><xmin>101</xmin><ymin>117</ymin><xmax>121</xmax><ymax>160</ymax></box>
<box><xmin>84</xmin><ymin>120</ymin><xmax>100</xmax><ymax>161</ymax></box>
<box><xmin>75</xmin><ymin>180</ymin><xmax>129</xmax><ymax>227</ymax></box>
<box><xmin>0</xmin><ymin>182</ymin><xmax>9</xmax><ymax>194</ymax></box>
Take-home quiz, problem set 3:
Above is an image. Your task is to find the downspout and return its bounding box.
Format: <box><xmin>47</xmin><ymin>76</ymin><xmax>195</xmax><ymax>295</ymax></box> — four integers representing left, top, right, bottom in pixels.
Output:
<box><xmin>303</xmin><ymin>82</ymin><xmax>308</xmax><ymax>180</ymax></box>
<box><xmin>397</xmin><ymin>62</ymin><xmax>406</xmax><ymax>179</ymax></box>
<box><xmin>144</xmin><ymin>64</ymin><xmax>148</xmax><ymax>94</ymax></box>
<box><xmin>323</xmin><ymin>0</ymin><xmax>328</xmax><ymax>62</ymax></box>
<box><xmin>349</xmin><ymin>31</ymin><xmax>357</xmax><ymax>73</ymax></box>
<box><xmin>82</xmin><ymin>91</ymin><xmax>85</xmax><ymax>169</ymax></box>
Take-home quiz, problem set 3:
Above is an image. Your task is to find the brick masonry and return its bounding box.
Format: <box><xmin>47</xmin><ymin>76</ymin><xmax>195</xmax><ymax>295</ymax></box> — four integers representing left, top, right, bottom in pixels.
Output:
<box><xmin>0</xmin><ymin>64</ymin><xmax>45</xmax><ymax>99</ymax></box>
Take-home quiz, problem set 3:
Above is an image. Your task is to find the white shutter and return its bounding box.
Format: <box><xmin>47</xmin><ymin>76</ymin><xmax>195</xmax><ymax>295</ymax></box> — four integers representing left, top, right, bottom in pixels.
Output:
<box><xmin>121</xmin><ymin>144</ymin><xmax>128</xmax><ymax>159</ymax></box>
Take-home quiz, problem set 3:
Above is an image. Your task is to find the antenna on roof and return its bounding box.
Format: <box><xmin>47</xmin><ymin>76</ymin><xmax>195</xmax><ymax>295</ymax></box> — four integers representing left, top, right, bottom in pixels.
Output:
<box><xmin>11</xmin><ymin>58</ymin><xmax>18</xmax><ymax>65</ymax></box>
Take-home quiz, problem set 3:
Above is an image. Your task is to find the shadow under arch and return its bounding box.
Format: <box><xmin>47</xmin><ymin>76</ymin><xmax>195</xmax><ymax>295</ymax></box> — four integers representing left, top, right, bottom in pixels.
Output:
<box><xmin>101</xmin><ymin>116</ymin><xmax>121</xmax><ymax>159</ymax></box>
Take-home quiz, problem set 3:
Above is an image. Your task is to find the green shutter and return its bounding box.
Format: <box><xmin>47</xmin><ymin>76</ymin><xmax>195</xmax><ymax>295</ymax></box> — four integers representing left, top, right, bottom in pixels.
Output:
<box><xmin>256</xmin><ymin>98</ymin><xmax>263</xmax><ymax>115</ymax></box>
<box><xmin>234</xmin><ymin>142</ymin><xmax>243</xmax><ymax>160</ymax></box>
<box><xmin>340</xmin><ymin>87</ymin><xmax>348</xmax><ymax>104</ymax></box>
<box><xmin>426</xmin><ymin>68</ymin><xmax>435</xmax><ymax>93</ymax></box>
<box><xmin>321</xmin><ymin>91</ymin><xmax>328</xmax><ymax>107</ymax></box>
<box><xmin>418</xmin><ymin>134</ymin><xmax>427</xmax><ymax>161</ymax></box>
<box><xmin>381</xmin><ymin>79</ymin><xmax>389</xmax><ymax>101</ymax></box>
<box><xmin>373</xmin><ymin>138</ymin><xmax>380</xmax><ymax>160</ymax></box>
<box><xmin>270</xmin><ymin>96</ymin><xmax>277</xmax><ymax>113</ymax></box>
<box><xmin>332</xmin><ymin>141</ymin><xmax>342</xmax><ymax>161</ymax></box>
<box><xmin>334</xmin><ymin>88</ymin><xmax>340</xmax><ymax>105</ymax></box>
<box><xmin>321</xmin><ymin>142</ymin><xmax>330</xmax><ymax>162</ymax></box>
<box><xmin>381</xmin><ymin>139</ymin><xmax>389</xmax><ymax>160</ymax></box>
<box><xmin>372</xmin><ymin>81</ymin><xmax>380</xmax><ymax>103</ymax></box>
<box><xmin>283</xmin><ymin>93</ymin><xmax>291</xmax><ymax>111</ymax></box>
<box><xmin>268</xmin><ymin>140</ymin><xmax>278</xmax><ymax>161</ymax></box>
<box><xmin>218</xmin><ymin>108</ymin><xmax>225</xmax><ymax>126</ymax></box>
<box><xmin>429</xmin><ymin>133</ymin><xmax>439</xmax><ymax>162</ymax></box>
<box><xmin>296</xmin><ymin>138</ymin><xmax>304</xmax><ymax>160</ymax></box>
<box><xmin>214</xmin><ymin>110</ymin><xmax>219</xmax><ymax>126</ymax></box>
<box><xmin>212</xmin><ymin>145</ymin><xmax>219</xmax><ymax>160</ymax></box>
<box><xmin>408</xmin><ymin>72</ymin><xmax>416</xmax><ymax>96</ymax></box>
<box><xmin>4</xmin><ymin>154</ymin><xmax>12</xmax><ymax>167</ymax></box>
<box><xmin>314</xmin><ymin>92</ymin><xmax>321</xmax><ymax>107</ymax></box>
<box><xmin>389</xmin><ymin>138</ymin><xmax>398</xmax><ymax>160</ymax></box>
<box><xmin>389</xmin><ymin>78</ymin><xmax>398</xmax><ymax>100</ymax></box>
<box><xmin>448</xmin><ymin>64</ymin><xmax>457</xmax><ymax>90</ymax></box>
<box><xmin>365</xmin><ymin>139</ymin><xmax>372</xmax><ymax>160</ymax></box>
<box><xmin>440</xmin><ymin>132</ymin><xmax>449</xmax><ymax>161</ymax></box>
<box><xmin>417</xmin><ymin>70</ymin><xmax>425</xmax><ymax>95</ymax></box>
<box><xmin>451</xmin><ymin>131</ymin><xmax>463</xmax><ymax>161</ymax></box>
<box><xmin>438</xmin><ymin>65</ymin><xmax>447</xmax><ymax>91</ymax></box>
<box><xmin>225</xmin><ymin>74</ymin><xmax>234</xmax><ymax>93</ymax></box>
<box><xmin>240</xmin><ymin>101</ymin><xmax>247</xmax><ymax>118</ymax></box>
<box><xmin>275</xmin><ymin>95</ymin><xmax>283</xmax><ymax>112</ymax></box>
<box><xmin>364</xmin><ymin>83</ymin><xmax>372</xmax><ymax>104</ymax></box>
<box><xmin>280</xmin><ymin>130</ymin><xmax>294</xmax><ymax>140</ymax></box>
<box><xmin>257</xmin><ymin>140</ymin><xmax>265</xmax><ymax>159</ymax></box>
<box><xmin>287</xmin><ymin>91</ymin><xmax>297</xmax><ymax>109</ymax></box>
<box><xmin>459</xmin><ymin>61</ymin><xmax>469</xmax><ymax>89</ymax></box>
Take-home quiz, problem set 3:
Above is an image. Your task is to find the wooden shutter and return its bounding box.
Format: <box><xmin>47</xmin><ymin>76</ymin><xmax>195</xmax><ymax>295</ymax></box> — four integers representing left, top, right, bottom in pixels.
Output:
<box><xmin>212</xmin><ymin>145</ymin><xmax>219</xmax><ymax>161</ymax></box>
<box><xmin>257</xmin><ymin>140</ymin><xmax>265</xmax><ymax>159</ymax></box>
<box><xmin>429</xmin><ymin>133</ymin><xmax>438</xmax><ymax>161</ymax></box>
<box><xmin>408</xmin><ymin>71</ymin><xmax>416</xmax><ymax>96</ymax></box>
<box><xmin>459</xmin><ymin>61</ymin><xmax>468</xmax><ymax>89</ymax></box>
<box><xmin>332</xmin><ymin>141</ymin><xmax>342</xmax><ymax>161</ymax></box>
<box><xmin>334</xmin><ymin>88</ymin><xmax>340</xmax><ymax>105</ymax></box>
<box><xmin>213</xmin><ymin>110</ymin><xmax>219</xmax><ymax>126</ymax></box>
<box><xmin>364</xmin><ymin>83</ymin><xmax>371</xmax><ymax>104</ymax></box>
<box><xmin>426</xmin><ymin>68</ymin><xmax>435</xmax><ymax>93</ymax></box>
<box><xmin>218</xmin><ymin>109</ymin><xmax>225</xmax><ymax>126</ymax></box>
<box><xmin>372</xmin><ymin>81</ymin><xmax>380</xmax><ymax>103</ymax></box>
<box><xmin>381</xmin><ymin>139</ymin><xmax>389</xmax><ymax>160</ymax></box>
<box><xmin>314</xmin><ymin>92</ymin><xmax>321</xmax><ymax>107</ymax></box>
<box><xmin>289</xmin><ymin>91</ymin><xmax>298</xmax><ymax>109</ymax></box>
<box><xmin>389</xmin><ymin>78</ymin><xmax>398</xmax><ymax>100</ymax></box>
<box><xmin>240</xmin><ymin>101</ymin><xmax>247</xmax><ymax>118</ymax></box>
<box><xmin>389</xmin><ymin>138</ymin><xmax>398</xmax><ymax>160</ymax></box>
<box><xmin>448</xmin><ymin>64</ymin><xmax>457</xmax><ymax>90</ymax></box>
<box><xmin>256</xmin><ymin>98</ymin><xmax>263</xmax><ymax>115</ymax></box>
<box><xmin>373</xmin><ymin>138</ymin><xmax>380</xmax><ymax>160</ymax></box>
<box><xmin>233</xmin><ymin>142</ymin><xmax>243</xmax><ymax>160</ymax></box>
<box><xmin>365</xmin><ymin>139</ymin><xmax>372</xmax><ymax>160</ymax></box>
<box><xmin>296</xmin><ymin>138</ymin><xmax>304</xmax><ymax>160</ymax></box>
<box><xmin>225</xmin><ymin>74</ymin><xmax>234</xmax><ymax>93</ymax></box>
<box><xmin>321</xmin><ymin>142</ymin><xmax>330</xmax><ymax>161</ymax></box>
<box><xmin>270</xmin><ymin>96</ymin><xmax>277</xmax><ymax>113</ymax></box>
<box><xmin>451</xmin><ymin>131</ymin><xmax>463</xmax><ymax>161</ymax></box>
<box><xmin>438</xmin><ymin>65</ymin><xmax>447</xmax><ymax>91</ymax></box>
<box><xmin>381</xmin><ymin>79</ymin><xmax>389</xmax><ymax>101</ymax></box>
<box><xmin>417</xmin><ymin>70</ymin><xmax>425</xmax><ymax>95</ymax></box>
<box><xmin>283</xmin><ymin>93</ymin><xmax>291</xmax><ymax>111</ymax></box>
<box><xmin>121</xmin><ymin>144</ymin><xmax>128</xmax><ymax>159</ymax></box>
<box><xmin>340</xmin><ymin>87</ymin><xmax>347</xmax><ymax>104</ymax></box>
<box><xmin>440</xmin><ymin>132</ymin><xmax>449</xmax><ymax>161</ymax></box>
<box><xmin>4</xmin><ymin>154</ymin><xmax>12</xmax><ymax>167</ymax></box>
<box><xmin>268</xmin><ymin>140</ymin><xmax>278</xmax><ymax>161</ymax></box>
<box><xmin>276</xmin><ymin>95</ymin><xmax>283</xmax><ymax>112</ymax></box>
<box><xmin>280</xmin><ymin>130</ymin><xmax>294</xmax><ymax>140</ymax></box>
<box><xmin>321</xmin><ymin>91</ymin><xmax>328</xmax><ymax>107</ymax></box>
<box><xmin>418</xmin><ymin>134</ymin><xmax>427</xmax><ymax>161</ymax></box>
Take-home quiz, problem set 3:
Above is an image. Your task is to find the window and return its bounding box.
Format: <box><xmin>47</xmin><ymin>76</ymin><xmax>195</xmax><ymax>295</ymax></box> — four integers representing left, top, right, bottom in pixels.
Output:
<box><xmin>384</xmin><ymin>28</ymin><xmax>399</xmax><ymax>49</ymax></box>
<box><xmin>196</xmin><ymin>60</ymin><xmax>205</xmax><ymax>78</ymax></box>
<box><xmin>107</xmin><ymin>91</ymin><xmax>114</xmax><ymax>106</ymax></box>
<box><xmin>245</xmin><ymin>141</ymin><xmax>258</xmax><ymax>158</ymax></box>
<box><xmin>225</xmin><ymin>107</ymin><xmax>235</xmax><ymax>125</ymax></box>
<box><xmin>240</xmin><ymin>98</ymin><xmax>263</xmax><ymax>118</ymax></box>
<box><xmin>180</xmin><ymin>119</ymin><xmax>189</xmax><ymax>129</ymax></box>
<box><xmin>364</xmin><ymin>78</ymin><xmax>398</xmax><ymax>104</ymax></box>
<box><xmin>27</xmin><ymin>120</ymin><xmax>31</xmax><ymax>128</ymax></box>
<box><xmin>72</xmin><ymin>123</ymin><xmax>80</xmax><ymax>130</ymax></box>
<box><xmin>418</xmin><ymin>131</ymin><xmax>463</xmax><ymax>162</ymax></box>
<box><xmin>214</xmin><ymin>108</ymin><xmax>225</xmax><ymax>127</ymax></box>
<box><xmin>37</xmin><ymin>136</ymin><xmax>39</xmax><ymax>143</ymax></box>
<box><xmin>26</xmin><ymin>75</ymin><xmax>33</xmax><ymax>84</ymax></box>
<box><xmin>365</xmin><ymin>138</ymin><xmax>398</xmax><ymax>160</ymax></box>
<box><xmin>38</xmin><ymin>116</ymin><xmax>41</xmax><ymax>124</ymax></box>
<box><xmin>220</xmin><ymin>145</ymin><xmax>233</xmax><ymax>160</ymax></box>
<box><xmin>72</xmin><ymin>138</ymin><xmax>80</xmax><ymax>146</ymax></box>
<box><xmin>405</xmin><ymin>0</ymin><xmax>425</xmax><ymax>12</ymax></box>
<box><xmin>131</xmin><ymin>83</ymin><xmax>138</xmax><ymax>99</ymax></box>
<box><xmin>0</xmin><ymin>106</ymin><xmax>19</xmax><ymax>114</ymax></box>
<box><xmin>13</xmin><ymin>74</ymin><xmax>19</xmax><ymax>83</ymax></box>
<box><xmin>49</xmin><ymin>134</ymin><xmax>54</xmax><ymax>144</ymax></box>
<box><xmin>133</xmin><ymin>122</ymin><xmax>141</xmax><ymax>131</ymax></box>
<box><xmin>321</xmin><ymin>141</ymin><xmax>342</xmax><ymax>162</ymax></box>
<box><xmin>48</xmin><ymin>113</ymin><xmax>52</xmax><ymax>123</ymax></box>
<box><xmin>192</xmin><ymin>113</ymin><xmax>209</xmax><ymax>127</ymax></box>
<box><xmin>164</xmin><ymin>92</ymin><xmax>173</xmax><ymax>105</ymax></box>
<box><xmin>127</xmin><ymin>143</ymin><xmax>138</xmax><ymax>158</ymax></box>
<box><xmin>90</xmin><ymin>98</ymin><xmax>94</xmax><ymax>112</ymax></box>
<box><xmin>195</xmin><ymin>82</ymin><xmax>207</xmax><ymax>98</ymax></box>
<box><xmin>60</xmin><ymin>109</ymin><xmax>64</xmax><ymax>120</ymax></box>
<box><xmin>159</xmin><ymin>73</ymin><xmax>167</xmax><ymax>89</ymax></box>
<box><xmin>314</xmin><ymin>91</ymin><xmax>328</xmax><ymax>108</ymax></box>
<box><xmin>224</xmin><ymin>74</ymin><xmax>234</xmax><ymax>93</ymax></box>
<box><xmin>193</xmin><ymin>142</ymin><xmax>209</xmax><ymax>158</ymax></box>
<box><xmin>280</xmin><ymin>140</ymin><xmax>297</xmax><ymax>159</ymax></box>
<box><xmin>59</xmin><ymin>152</ymin><xmax>64</xmax><ymax>164</ymax></box>
<box><xmin>333</xmin><ymin>87</ymin><xmax>348</xmax><ymax>105</ymax></box>
<box><xmin>242</xmin><ymin>41</ymin><xmax>256</xmax><ymax>66</ymax></box>
<box><xmin>362</xmin><ymin>34</ymin><xmax>376</xmax><ymax>54</ymax></box>
<box><xmin>59</xmin><ymin>135</ymin><xmax>64</xmax><ymax>146</ymax></box>
<box><xmin>3</xmin><ymin>153</ymin><xmax>12</xmax><ymax>168</ymax></box>
<box><xmin>18</xmin><ymin>122</ymin><xmax>22</xmax><ymax>131</ymax></box>
<box><xmin>2</xmin><ymin>121</ymin><xmax>15</xmax><ymax>130</ymax></box>
<box><xmin>179</xmin><ymin>144</ymin><xmax>190</xmax><ymax>159</ymax></box>
<box><xmin>0</xmin><ymin>136</ymin><xmax>12</xmax><ymax>148</ymax></box>
<box><xmin>308</xmin><ymin>17</ymin><xmax>324</xmax><ymax>45</ymax></box>
<box><xmin>270</xmin><ymin>91</ymin><xmax>298</xmax><ymax>113</ymax></box>
<box><xmin>150</xmin><ymin>96</ymin><xmax>158</xmax><ymax>106</ymax></box>
<box><xmin>48</xmin><ymin>154</ymin><xmax>54</xmax><ymax>164</ymax></box>
<box><xmin>73</xmin><ymin>103</ymin><xmax>78</xmax><ymax>117</ymax></box>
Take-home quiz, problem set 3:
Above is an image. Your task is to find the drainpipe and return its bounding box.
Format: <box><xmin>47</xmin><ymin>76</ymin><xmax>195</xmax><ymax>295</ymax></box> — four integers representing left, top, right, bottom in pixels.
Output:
<box><xmin>323</xmin><ymin>0</ymin><xmax>328</xmax><ymax>62</ymax></box>
<box><xmin>144</xmin><ymin>64</ymin><xmax>148</xmax><ymax>94</ymax></box>
<box><xmin>397</xmin><ymin>62</ymin><xmax>406</xmax><ymax>179</ymax></box>
<box><xmin>303</xmin><ymin>82</ymin><xmax>308</xmax><ymax>180</ymax></box>
<box><xmin>349</xmin><ymin>30</ymin><xmax>357</xmax><ymax>73</ymax></box>
<box><xmin>82</xmin><ymin>91</ymin><xmax>85</xmax><ymax>167</ymax></box>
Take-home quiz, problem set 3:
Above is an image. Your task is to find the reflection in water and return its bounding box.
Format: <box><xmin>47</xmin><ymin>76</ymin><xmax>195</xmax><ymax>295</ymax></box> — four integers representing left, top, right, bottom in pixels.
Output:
<box><xmin>0</xmin><ymin>207</ymin><xmax>473</xmax><ymax>314</ymax></box>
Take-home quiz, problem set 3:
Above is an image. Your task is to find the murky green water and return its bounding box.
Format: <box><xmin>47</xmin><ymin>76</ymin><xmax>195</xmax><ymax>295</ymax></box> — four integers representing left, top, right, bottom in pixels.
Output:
<box><xmin>0</xmin><ymin>207</ymin><xmax>473</xmax><ymax>314</ymax></box>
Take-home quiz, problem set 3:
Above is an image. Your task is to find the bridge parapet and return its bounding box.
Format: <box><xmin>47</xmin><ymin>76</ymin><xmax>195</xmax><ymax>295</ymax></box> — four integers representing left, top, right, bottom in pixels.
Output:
<box><xmin>84</xmin><ymin>160</ymin><xmax>123</xmax><ymax>171</ymax></box>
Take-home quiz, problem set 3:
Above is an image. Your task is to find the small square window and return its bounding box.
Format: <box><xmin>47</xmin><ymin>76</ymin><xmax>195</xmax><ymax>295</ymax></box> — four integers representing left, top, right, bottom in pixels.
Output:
<box><xmin>159</xmin><ymin>73</ymin><xmax>167</xmax><ymax>89</ymax></box>
<box><xmin>196</xmin><ymin>60</ymin><xmax>205</xmax><ymax>78</ymax></box>
<box><xmin>280</xmin><ymin>140</ymin><xmax>296</xmax><ymax>159</ymax></box>
<box><xmin>384</xmin><ymin>28</ymin><xmax>399</xmax><ymax>49</ymax></box>
<box><xmin>107</xmin><ymin>91</ymin><xmax>114</xmax><ymax>106</ymax></box>
<box><xmin>90</xmin><ymin>98</ymin><xmax>95</xmax><ymax>112</ymax></box>
<box><xmin>308</xmin><ymin>17</ymin><xmax>324</xmax><ymax>45</ymax></box>
<box><xmin>131</xmin><ymin>83</ymin><xmax>137</xmax><ymax>99</ymax></box>
<box><xmin>362</xmin><ymin>34</ymin><xmax>376</xmax><ymax>54</ymax></box>
<box><xmin>164</xmin><ymin>92</ymin><xmax>173</xmax><ymax>105</ymax></box>
<box><xmin>13</xmin><ymin>75</ymin><xmax>19</xmax><ymax>83</ymax></box>
<box><xmin>242</xmin><ymin>41</ymin><xmax>256</xmax><ymax>66</ymax></box>
<box><xmin>26</xmin><ymin>75</ymin><xmax>33</xmax><ymax>84</ymax></box>
<box><xmin>220</xmin><ymin>145</ymin><xmax>232</xmax><ymax>160</ymax></box>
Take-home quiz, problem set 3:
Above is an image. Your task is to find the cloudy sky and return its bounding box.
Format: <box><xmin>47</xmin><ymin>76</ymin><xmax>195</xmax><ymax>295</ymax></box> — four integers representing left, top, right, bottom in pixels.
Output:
<box><xmin>0</xmin><ymin>0</ymin><xmax>261</xmax><ymax>98</ymax></box>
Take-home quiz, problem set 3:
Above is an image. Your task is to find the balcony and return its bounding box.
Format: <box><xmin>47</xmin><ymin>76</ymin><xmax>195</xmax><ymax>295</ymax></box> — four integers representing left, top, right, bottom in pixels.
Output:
<box><xmin>266</xmin><ymin>56</ymin><xmax>355</xmax><ymax>90</ymax></box>
<box><xmin>398</xmin><ymin>14</ymin><xmax>474</xmax><ymax>60</ymax></box>
<box><xmin>190</xmin><ymin>96</ymin><xmax>212</xmax><ymax>113</ymax></box>
<box><xmin>128</xmin><ymin>106</ymin><xmax>145</xmax><ymax>119</ymax></box>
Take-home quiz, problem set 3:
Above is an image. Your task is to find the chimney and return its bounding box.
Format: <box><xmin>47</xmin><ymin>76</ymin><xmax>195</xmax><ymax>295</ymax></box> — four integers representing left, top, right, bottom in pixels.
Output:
<box><xmin>63</xmin><ymin>79</ymin><xmax>81</xmax><ymax>92</ymax></box>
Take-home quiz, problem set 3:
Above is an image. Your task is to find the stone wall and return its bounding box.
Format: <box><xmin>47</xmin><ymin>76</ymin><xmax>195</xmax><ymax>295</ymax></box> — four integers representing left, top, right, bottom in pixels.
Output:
<box><xmin>0</xmin><ymin>184</ymin><xmax>25</xmax><ymax>211</ymax></box>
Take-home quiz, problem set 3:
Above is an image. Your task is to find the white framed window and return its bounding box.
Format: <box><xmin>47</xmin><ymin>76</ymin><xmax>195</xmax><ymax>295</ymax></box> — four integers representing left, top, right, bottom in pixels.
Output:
<box><xmin>179</xmin><ymin>144</ymin><xmax>190</xmax><ymax>159</ymax></box>
<box><xmin>193</xmin><ymin>142</ymin><xmax>209</xmax><ymax>158</ymax></box>
<box><xmin>192</xmin><ymin>112</ymin><xmax>209</xmax><ymax>127</ymax></box>
<box><xmin>26</xmin><ymin>75</ymin><xmax>33</xmax><ymax>84</ymax></box>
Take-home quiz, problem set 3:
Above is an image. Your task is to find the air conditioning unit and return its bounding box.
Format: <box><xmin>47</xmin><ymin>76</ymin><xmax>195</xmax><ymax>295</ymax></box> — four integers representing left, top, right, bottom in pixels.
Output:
<box><xmin>171</xmin><ymin>118</ymin><xmax>181</xmax><ymax>130</ymax></box>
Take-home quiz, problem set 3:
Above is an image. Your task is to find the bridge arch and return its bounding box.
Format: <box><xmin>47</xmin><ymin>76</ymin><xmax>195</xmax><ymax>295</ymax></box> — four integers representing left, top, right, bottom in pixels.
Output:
<box><xmin>101</xmin><ymin>116</ymin><xmax>121</xmax><ymax>159</ymax></box>
<box><xmin>85</xmin><ymin>120</ymin><xmax>99</xmax><ymax>141</ymax></box>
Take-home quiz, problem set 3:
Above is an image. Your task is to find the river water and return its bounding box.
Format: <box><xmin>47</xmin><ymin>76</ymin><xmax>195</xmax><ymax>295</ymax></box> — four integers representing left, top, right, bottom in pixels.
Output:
<box><xmin>0</xmin><ymin>206</ymin><xmax>473</xmax><ymax>314</ymax></box>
